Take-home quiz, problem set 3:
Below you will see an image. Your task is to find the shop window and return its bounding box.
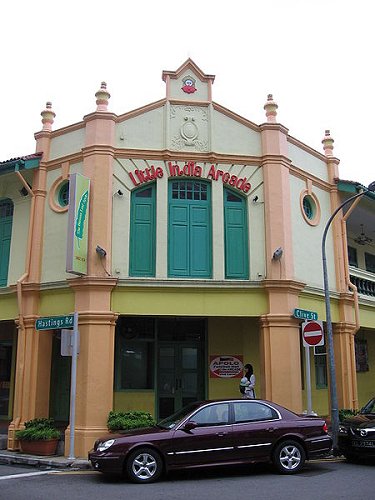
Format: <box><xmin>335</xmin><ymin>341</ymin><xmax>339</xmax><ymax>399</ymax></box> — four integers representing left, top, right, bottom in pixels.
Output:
<box><xmin>129</xmin><ymin>184</ymin><xmax>156</xmax><ymax>277</ymax></box>
<box><xmin>355</xmin><ymin>338</ymin><xmax>369</xmax><ymax>372</ymax></box>
<box><xmin>168</xmin><ymin>180</ymin><xmax>212</xmax><ymax>278</ymax></box>
<box><xmin>0</xmin><ymin>199</ymin><xmax>14</xmax><ymax>286</ymax></box>
<box><xmin>314</xmin><ymin>345</ymin><xmax>328</xmax><ymax>389</ymax></box>
<box><xmin>365</xmin><ymin>252</ymin><xmax>375</xmax><ymax>274</ymax></box>
<box><xmin>115</xmin><ymin>317</ymin><xmax>155</xmax><ymax>390</ymax></box>
<box><xmin>224</xmin><ymin>188</ymin><xmax>249</xmax><ymax>279</ymax></box>
<box><xmin>348</xmin><ymin>246</ymin><xmax>358</xmax><ymax>267</ymax></box>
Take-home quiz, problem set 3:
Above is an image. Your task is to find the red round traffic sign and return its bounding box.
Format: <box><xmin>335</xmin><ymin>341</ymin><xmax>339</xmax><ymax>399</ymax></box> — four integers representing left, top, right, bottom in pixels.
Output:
<box><xmin>302</xmin><ymin>320</ymin><xmax>324</xmax><ymax>346</ymax></box>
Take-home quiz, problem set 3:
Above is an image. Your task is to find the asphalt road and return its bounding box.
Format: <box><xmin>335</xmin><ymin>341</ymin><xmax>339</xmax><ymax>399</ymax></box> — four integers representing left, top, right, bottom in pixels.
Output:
<box><xmin>0</xmin><ymin>458</ymin><xmax>374</xmax><ymax>500</ymax></box>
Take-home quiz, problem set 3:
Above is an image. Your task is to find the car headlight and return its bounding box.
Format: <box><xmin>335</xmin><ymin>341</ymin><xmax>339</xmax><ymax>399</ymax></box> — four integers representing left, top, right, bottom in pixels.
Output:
<box><xmin>97</xmin><ymin>439</ymin><xmax>115</xmax><ymax>451</ymax></box>
<box><xmin>338</xmin><ymin>425</ymin><xmax>348</xmax><ymax>435</ymax></box>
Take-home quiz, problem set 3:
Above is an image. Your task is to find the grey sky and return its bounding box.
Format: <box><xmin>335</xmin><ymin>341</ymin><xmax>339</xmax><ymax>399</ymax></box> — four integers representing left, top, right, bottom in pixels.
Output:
<box><xmin>1</xmin><ymin>0</ymin><xmax>373</xmax><ymax>186</ymax></box>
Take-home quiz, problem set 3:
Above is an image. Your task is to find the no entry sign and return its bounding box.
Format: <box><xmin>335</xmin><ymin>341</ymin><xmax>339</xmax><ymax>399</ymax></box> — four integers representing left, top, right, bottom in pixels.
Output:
<box><xmin>302</xmin><ymin>320</ymin><xmax>324</xmax><ymax>347</ymax></box>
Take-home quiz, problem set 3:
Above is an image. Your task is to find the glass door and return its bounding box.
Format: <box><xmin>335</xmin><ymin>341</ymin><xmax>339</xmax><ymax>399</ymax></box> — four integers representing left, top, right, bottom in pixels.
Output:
<box><xmin>0</xmin><ymin>342</ymin><xmax>12</xmax><ymax>418</ymax></box>
<box><xmin>50</xmin><ymin>333</ymin><xmax>71</xmax><ymax>423</ymax></box>
<box><xmin>158</xmin><ymin>343</ymin><xmax>204</xmax><ymax>419</ymax></box>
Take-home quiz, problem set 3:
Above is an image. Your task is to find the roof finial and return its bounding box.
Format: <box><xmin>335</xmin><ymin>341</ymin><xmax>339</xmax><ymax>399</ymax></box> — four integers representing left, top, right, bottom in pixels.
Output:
<box><xmin>264</xmin><ymin>94</ymin><xmax>278</xmax><ymax>123</ymax></box>
<box><xmin>41</xmin><ymin>102</ymin><xmax>55</xmax><ymax>132</ymax></box>
<box><xmin>95</xmin><ymin>81</ymin><xmax>110</xmax><ymax>111</ymax></box>
<box><xmin>322</xmin><ymin>129</ymin><xmax>334</xmax><ymax>156</ymax></box>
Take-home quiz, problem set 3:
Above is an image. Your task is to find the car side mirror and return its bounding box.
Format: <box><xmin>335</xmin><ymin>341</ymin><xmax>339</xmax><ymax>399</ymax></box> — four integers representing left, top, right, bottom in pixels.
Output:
<box><xmin>183</xmin><ymin>421</ymin><xmax>198</xmax><ymax>431</ymax></box>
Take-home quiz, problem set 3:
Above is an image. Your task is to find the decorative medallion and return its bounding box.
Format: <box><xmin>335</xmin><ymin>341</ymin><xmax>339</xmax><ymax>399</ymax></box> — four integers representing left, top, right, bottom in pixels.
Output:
<box><xmin>181</xmin><ymin>75</ymin><xmax>197</xmax><ymax>94</ymax></box>
<box><xmin>180</xmin><ymin>117</ymin><xmax>198</xmax><ymax>145</ymax></box>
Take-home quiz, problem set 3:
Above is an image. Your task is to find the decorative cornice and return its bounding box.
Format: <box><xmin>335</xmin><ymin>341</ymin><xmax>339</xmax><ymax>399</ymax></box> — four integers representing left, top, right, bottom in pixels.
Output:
<box><xmin>83</xmin><ymin>111</ymin><xmax>117</xmax><ymax>123</ymax></box>
<box><xmin>114</xmin><ymin>150</ymin><xmax>261</xmax><ymax>165</ymax></box>
<box><xmin>259</xmin><ymin>313</ymin><xmax>301</xmax><ymax>327</ymax></box>
<box><xmin>259</xmin><ymin>122</ymin><xmax>289</xmax><ymax>135</ymax></box>
<box><xmin>81</xmin><ymin>145</ymin><xmax>116</xmax><ymax>157</ymax></box>
<box><xmin>162</xmin><ymin>59</ymin><xmax>215</xmax><ymax>83</ymax></box>
<box><xmin>168</xmin><ymin>99</ymin><xmax>210</xmax><ymax>107</ymax></box>
<box><xmin>73</xmin><ymin>310</ymin><xmax>118</xmax><ymax>325</ymax></box>
<box><xmin>261</xmin><ymin>155</ymin><xmax>292</xmax><ymax>166</ymax></box>
<box><xmin>68</xmin><ymin>276</ymin><xmax>118</xmax><ymax>291</ymax></box>
<box><xmin>212</xmin><ymin>102</ymin><xmax>259</xmax><ymax>132</ymax></box>
<box><xmin>115</xmin><ymin>278</ymin><xmax>266</xmax><ymax>290</ymax></box>
<box><xmin>261</xmin><ymin>279</ymin><xmax>306</xmax><ymax>294</ymax></box>
<box><xmin>287</xmin><ymin>133</ymin><xmax>339</xmax><ymax>163</ymax></box>
<box><xmin>333</xmin><ymin>321</ymin><xmax>357</xmax><ymax>335</ymax></box>
<box><xmin>116</xmin><ymin>99</ymin><xmax>166</xmax><ymax>122</ymax></box>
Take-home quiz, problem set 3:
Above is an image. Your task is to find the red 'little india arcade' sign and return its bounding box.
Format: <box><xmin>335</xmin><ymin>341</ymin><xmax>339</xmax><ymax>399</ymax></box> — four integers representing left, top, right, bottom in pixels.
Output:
<box><xmin>128</xmin><ymin>161</ymin><xmax>252</xmax><ymax>194</ymax></box>
<box><xmin>302</xmin><ymin>320</ymin><xmax>324</xmax><ymax>347</ymax></box>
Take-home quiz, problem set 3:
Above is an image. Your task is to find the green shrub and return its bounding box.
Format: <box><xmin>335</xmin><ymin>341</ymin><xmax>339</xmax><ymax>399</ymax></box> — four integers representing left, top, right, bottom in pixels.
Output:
<box><xmin>339</xmin><ymin>409</ymin><xmax>359</xmax><ymax>422</ymax></box>
<box><xmin>107</xmin><ymin>410</ymin><xmax>156</xmax><ymax>432</ymax></box>
<box><xmin>16</xmin><ymin>418</ymin><xmax>61</xmax><ymax>441</ymax></box>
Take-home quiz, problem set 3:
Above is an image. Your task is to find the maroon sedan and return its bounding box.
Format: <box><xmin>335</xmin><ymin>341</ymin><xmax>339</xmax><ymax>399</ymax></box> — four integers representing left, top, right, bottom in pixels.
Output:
<box><xmin>89</xmin><ymin>399</ymin><xmax>332</xmax><ymax>483</ymax></box>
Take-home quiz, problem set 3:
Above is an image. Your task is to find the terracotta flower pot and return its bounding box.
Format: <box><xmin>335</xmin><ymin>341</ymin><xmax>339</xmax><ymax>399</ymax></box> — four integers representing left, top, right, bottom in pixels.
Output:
<box><xmin>19</xmin><ymin>439</ymin><xmax>59</xmax><ymax>456</ymax></box>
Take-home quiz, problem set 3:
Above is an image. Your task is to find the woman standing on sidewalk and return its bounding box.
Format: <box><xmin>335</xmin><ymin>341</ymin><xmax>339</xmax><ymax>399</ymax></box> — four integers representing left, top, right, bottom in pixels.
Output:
<box><xmin>240</xmin><ymin>363</ymin><xmax>256</xmax><ymax>399</ymax></box>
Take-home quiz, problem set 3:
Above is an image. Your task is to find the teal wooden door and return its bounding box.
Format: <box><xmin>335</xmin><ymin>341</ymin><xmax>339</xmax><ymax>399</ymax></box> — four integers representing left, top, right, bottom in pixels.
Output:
<box><xmin>0</xmin><ymin>200</ymin><xmax>14</xmax><ymax>286</ymax></box>
<box><xmin>129</xmin><ymin>184</ymin><xmax>156</xmax><ymax>276</ymax></box>
<box><xmin>168</xmin><ymin>181</ymin><xmax>211</xmax><ymax>277</ymax></box>
<box><xmin>224</xmin><ymin>188</ymin><xmax>249</xmax><ymax>279</ymax></box>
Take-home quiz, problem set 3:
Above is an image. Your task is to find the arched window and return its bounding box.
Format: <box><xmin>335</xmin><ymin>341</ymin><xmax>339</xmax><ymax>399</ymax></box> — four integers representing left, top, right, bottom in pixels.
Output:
<box><xmin>224</xmin><ymin>188</ymin><xmax>249</xmax><ymax>279</ymax></box>
<box><xmin>168</xmin><ymin>180</ymin><xmax>212</xmax><ymax>278</ymax></box>
<box><xmin>0</xmin><ymin>199</ymin><xmax>14</xmax><ymax>286</ymax></box>
<box><xmin>129</xmin><ymin>184</ymin><xmax>156</xmax><ymax>277</ymax></box>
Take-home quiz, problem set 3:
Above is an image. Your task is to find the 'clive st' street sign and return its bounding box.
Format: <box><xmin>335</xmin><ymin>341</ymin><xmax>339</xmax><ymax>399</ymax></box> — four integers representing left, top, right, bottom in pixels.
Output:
<box><xmin>293</xmin><ymin>308</ymin><xmax>318</xmax><ymax>321</ymax></box>
<box><xmin>35</xmin><ymin>315</ymin><xmax>74</xmax><ymax>331</ymax></box>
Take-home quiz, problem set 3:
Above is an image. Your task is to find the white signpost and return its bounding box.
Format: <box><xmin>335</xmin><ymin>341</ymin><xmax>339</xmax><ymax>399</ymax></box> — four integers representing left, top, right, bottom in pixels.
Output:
<box><xmin>301</xmin><ymin>320</ymin><xmax>324</xmax><ymax>415</ymax></box>
<box><xmin>35</xmin><ymin>312</ymin><xmax>79</xmax><ymax>460</ymax></box>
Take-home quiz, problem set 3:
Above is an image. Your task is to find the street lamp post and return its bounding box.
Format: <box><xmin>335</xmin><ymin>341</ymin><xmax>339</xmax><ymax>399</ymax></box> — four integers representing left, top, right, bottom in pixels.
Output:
<box><xmin>322</xmin><ymin>181</ymin><xmax>375</xmax><ymax>453</ymax></box>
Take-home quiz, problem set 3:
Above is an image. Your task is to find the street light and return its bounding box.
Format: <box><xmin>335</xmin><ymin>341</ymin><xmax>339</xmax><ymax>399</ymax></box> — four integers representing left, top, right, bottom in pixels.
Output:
<box><xmin>322</xmin><ymin>181</ymin><xmax>375</xmax><ymax>454</ymax></box>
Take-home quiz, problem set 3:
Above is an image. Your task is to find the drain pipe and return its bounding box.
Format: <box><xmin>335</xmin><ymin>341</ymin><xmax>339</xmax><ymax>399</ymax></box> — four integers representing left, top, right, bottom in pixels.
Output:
<box><xmin>11</xmin><ymin>172</ymin><xmax>36</xmax><ymax>439</ymax></box>
<box><xmin>341</xmin><ymin>199</ymin><xmax>362</xmax><ymax>411</ymax></box>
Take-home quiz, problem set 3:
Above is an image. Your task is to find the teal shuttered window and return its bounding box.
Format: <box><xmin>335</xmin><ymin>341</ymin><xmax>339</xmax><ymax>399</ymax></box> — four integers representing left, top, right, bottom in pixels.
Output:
<box><xmin>168</xmin><ymin>180</ymin><xmax>212</xmax><ymax>278</ymax></box>
<box><xmin>0</xmin><ymin>199</ymin><xmax>14</xmax><ymax>286</ymax></box>
<box><xmin>224</xmin><ymin>188</ymin><xmax>249</xmax><ymax>279</ymax></box>
<box><xmin>129</xmin><ymin>185</ymin><xmax>156</xmax><ymax>277</ymax></box>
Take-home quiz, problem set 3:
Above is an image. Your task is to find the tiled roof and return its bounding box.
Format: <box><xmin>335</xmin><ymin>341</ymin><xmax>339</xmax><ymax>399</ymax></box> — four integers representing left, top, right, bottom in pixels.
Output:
<box><xmin>0</xmin><ymin>152</ymin><xmax>42</xmax><ymax>167</ymax></box>
<box><xmin>0</xmin><ymin>153</ymin><xmax>43</xmax><ymax>176</ymax></box>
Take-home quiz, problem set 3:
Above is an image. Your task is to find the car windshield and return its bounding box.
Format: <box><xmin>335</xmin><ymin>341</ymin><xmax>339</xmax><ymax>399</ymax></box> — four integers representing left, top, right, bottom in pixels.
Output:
<box><xmin>361</xmin><ymin>398</ymin><xmax>375</xmax><ymax>415</ymax></box>
<box><xmin>157</xmin><ymin>402</ymin><xmax>202</xmax><ymax>429</ymax></box>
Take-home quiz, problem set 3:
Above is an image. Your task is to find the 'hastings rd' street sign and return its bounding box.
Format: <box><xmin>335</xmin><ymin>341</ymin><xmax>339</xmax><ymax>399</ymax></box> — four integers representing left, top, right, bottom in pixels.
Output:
<box><xmin>35</xmin><ymin>315</ymin><xmax>74</xmax><ymax>331</ymax></box>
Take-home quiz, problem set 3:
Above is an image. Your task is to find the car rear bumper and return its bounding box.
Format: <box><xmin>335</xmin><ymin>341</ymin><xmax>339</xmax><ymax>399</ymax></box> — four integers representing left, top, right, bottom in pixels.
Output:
<box><xmin>88</xmin><ymin>449</ymin><xmax>124</xmax><ymax>474</ymax></box>
<box><xmin>306</xmin><ymin>435</ymin><xmax>333</xmax><ymax>458</ymax></box>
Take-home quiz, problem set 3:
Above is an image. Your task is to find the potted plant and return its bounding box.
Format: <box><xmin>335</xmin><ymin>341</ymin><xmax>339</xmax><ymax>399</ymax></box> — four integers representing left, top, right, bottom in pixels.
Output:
<box><xmin>16</xmin><ymin>418</ymin><xmax>61</xmax><ymax>456</ymax></box>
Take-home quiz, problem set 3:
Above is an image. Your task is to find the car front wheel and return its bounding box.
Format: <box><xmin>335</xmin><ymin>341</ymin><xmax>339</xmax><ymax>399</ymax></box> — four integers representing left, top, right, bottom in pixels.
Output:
<box><xmin>125</xmin><ymin>447</ymin><xmax>163</xmax><ymax>483</ymax></box>
<box><xmin>273</xmin><ymin>440</ymin><xmax>306</xmax><ymax>474</ymax></box>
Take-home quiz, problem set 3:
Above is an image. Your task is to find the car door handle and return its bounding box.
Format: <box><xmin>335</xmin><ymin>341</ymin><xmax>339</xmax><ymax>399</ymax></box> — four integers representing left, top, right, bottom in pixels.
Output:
<box><xmin>266</xmin><ymin>427</ymin><xmax>275</xmax><ymax>432</ymax></box>
<box><xmin>216</xmin><ymin>432</ymin><xmax>227</xmax><ymax>437</ymax></box>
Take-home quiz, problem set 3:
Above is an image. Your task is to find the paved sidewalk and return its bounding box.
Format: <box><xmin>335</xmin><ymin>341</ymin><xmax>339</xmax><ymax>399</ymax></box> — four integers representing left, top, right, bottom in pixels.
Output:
<box><xmin>0</xmin><ymin>450</ymin><xmax>91</xmax><ymax>470</ymax></box>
